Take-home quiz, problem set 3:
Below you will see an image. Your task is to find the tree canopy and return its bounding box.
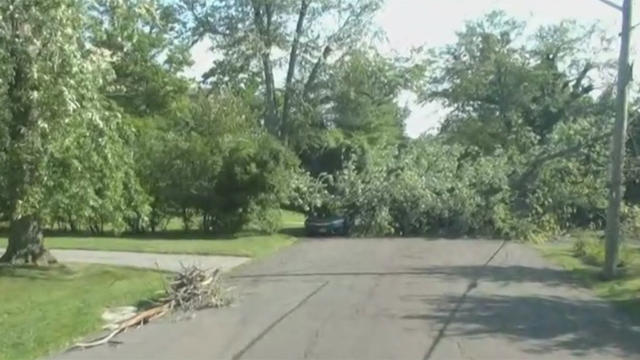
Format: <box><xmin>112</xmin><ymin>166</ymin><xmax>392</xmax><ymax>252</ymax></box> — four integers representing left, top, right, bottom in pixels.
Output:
<box><xmin>0</xmin><ymin>0</ymin><xmax>145</xmax><ymax>263</ymax></box>
<box><xmin>1</xmin><ymin>2</ymin><xmax>638</xmax><ymax>263</ymax></box>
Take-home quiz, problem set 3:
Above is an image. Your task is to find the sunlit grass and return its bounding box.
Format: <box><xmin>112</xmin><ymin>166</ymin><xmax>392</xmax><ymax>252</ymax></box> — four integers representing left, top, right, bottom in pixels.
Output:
<box><xmin>0</xmin><ymin>264</ymin><xmax>166</xmax><ymax>360</ymax></box>
<box><xmin>539</xmin><ymin>231</ymin><xmax>640</xmax><ymax>321</ymax></box>
<box><xmin>0</xmin><ymin>211</ymin><xmax>304</xmax><ymax>258</ymax></box>
<box><xmin>0</xmin><ymin>234</ymin><xmax>296</xmax><ymax>258</ymax></box>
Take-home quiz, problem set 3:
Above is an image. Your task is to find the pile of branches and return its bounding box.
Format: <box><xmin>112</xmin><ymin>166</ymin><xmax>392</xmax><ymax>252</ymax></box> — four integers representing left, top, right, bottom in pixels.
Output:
<box><xmin>72</xmin><ymin>266</ymin><xmax>228</xmax><ymax>349</ymax></box>
<box><xmin>163</xmin><ymin>266</ymin><xmax>228</xmax><ymax>311</ymax></box>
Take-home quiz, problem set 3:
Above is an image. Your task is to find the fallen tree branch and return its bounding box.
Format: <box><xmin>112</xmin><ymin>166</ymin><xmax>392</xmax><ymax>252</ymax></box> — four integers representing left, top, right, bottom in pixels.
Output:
<box><xmin>70</xmin><ymin>266</ymin><xmax>228</xmax><ymax>350</ymax></box>
<box><xmin>71</xmin><ymin>305</ymin><xmax>170</xmax><ymax>349</ymax></box>
<box><xmin>513</xmin><ymin>131</ymin><xmax>611</xmax><ymax>189</ymax></box>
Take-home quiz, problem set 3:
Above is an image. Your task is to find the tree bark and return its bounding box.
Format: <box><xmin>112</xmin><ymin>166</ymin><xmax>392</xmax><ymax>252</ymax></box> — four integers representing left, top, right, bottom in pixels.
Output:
<box><xmin>281</xmin><ymin>0</ymin><xmax>310</xmax><ymax>143</ymax></box>
<box><xmin>303</xmin><ymin>45</ymin><xmax>332</xmax><ymax>100</ymax></box>
<box><xmin>0</xmin><ymin>10</ymin><xmax>54</xmax><ymax>265</ymax></box>
<box><xmin>260</xmin><ymin>53</ymin><xmax>279</xmax><ymax>134</ymax></box>
<box><xmin>182</xmin><ymin>207</ymin><xmax>191</xmax><ymax>231</ymax></box>
<box><xmin>202</xmin><ymin>213</ymin><xmax>209</xmax><ymax>233</ymax></box>
<box><xmin>0</xmin><ymin>215</ymin><xmax>56</xmax><ymax>265</ymax></box>
<box><xmin>251</xmin><ymin>0</ymin><xmax>279</xmax><ymax>136</ymax></box>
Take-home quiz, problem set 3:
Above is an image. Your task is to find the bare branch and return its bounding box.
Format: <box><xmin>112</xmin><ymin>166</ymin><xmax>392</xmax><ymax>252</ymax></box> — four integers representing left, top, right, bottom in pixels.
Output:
<box><xmin>185</xmin><ymin>0</ymin><xmax>231</xmax><ymax>44</ymax></box>
<box><xmin>303</xmin><ymin>45</ymin><xmax>332</xmax><ymax>100</ymax></box>
<box><xmin>282</xmin><ymin>0</ymin><xmax>310</xmax><ymax>140</ymax></box>
<box><xmin>514</xmin><ymin>132</ymin><xmax>611</xmax><ymax>189</ymax></box>
<box><xmin>596</xmin><ymin>0</ymin><xmax>623</xmax><ymax>11</ymax></box>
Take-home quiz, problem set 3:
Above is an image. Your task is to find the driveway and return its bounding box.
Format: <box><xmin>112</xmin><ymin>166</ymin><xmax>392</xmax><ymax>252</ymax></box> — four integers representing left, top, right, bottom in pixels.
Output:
<box><xmin>56</xmin><ymin>238</ymin><xmax>640</xmax><ymax>360</ymax></box>
<box><xmin>0</xmin><ymin>248</ymin><xmax>249</xmax><ymax>272</ymax></box>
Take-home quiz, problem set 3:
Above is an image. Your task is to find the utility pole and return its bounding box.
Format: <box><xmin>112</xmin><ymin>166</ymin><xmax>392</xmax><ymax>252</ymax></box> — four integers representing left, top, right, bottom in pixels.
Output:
<box><xmin>604</xmin><ymin>0</ymin><xmax>633</xmax><ymax>279</ymax></box>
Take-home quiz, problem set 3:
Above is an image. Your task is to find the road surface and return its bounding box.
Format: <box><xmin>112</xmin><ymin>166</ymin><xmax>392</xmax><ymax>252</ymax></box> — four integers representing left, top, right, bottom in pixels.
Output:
<box><xmin>56</xmin><ymin>238</ymin><xmax>640</xmax><ymax>360</ymax></box>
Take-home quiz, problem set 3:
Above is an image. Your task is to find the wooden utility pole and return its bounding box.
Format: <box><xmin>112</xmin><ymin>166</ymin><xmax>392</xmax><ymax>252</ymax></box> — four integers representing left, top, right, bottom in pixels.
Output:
<box><xmin>604</xmin><ymin>0</ymin><xmax>633</xmax><ymax>279</ymax></box>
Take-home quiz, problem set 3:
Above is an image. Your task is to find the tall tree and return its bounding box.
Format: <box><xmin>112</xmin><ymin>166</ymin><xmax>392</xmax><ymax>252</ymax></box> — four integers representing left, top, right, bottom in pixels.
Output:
<box><xmin>420</xmin><ymin>11</ymin><xmax>616</xmax><ymax>238</ymax></box>
<box><xmin>328</xmin><ymin>51</ymin><xmax>410</xmax><ymax>146</ymax></box>
<box><xmin>425</xmin><ymin>11</ymin><xmax>612</xmax><ymax>154</ymax></box>
<box><xmin>292</xmin><ymin>49</ymin><xmax>416</xmax><ymax>175</ymax></box>
<box><xmin>0</xmin><ymin>0</ymin><xmax>143</xmax><ymax>264</ymax></box>
<box><xmin>88</xmin><ymin>0</ymin><xmax>193</xmax><ymax>117</ymax></box>
<box><xmin>87</xmin><ymin>0</ymin><xmax>198</xmax><ymax>232</ymax></box>
<box><xmin>181</xmin><ymin>0</ymin><xmax>383</xmax><ymax>140</ymax></box>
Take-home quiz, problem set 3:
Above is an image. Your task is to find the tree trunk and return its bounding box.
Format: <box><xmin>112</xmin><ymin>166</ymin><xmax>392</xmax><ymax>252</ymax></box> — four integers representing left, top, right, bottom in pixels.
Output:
<box><xmin>67</xmin><ymin>214</ymin><xmax>76</xmax><ymax>232</ymax></box>
<box><xmin>251</xmin><ymin>0</ymin><xmax>280</xmax><ymax>136</ymax></box>
<box><xmin>260</xmin><ymin>52</ymin><xmax>279</xmax><ymax>134</ymax></box>
<box><xmin>202</xmin><ymin>213</ymin><xmax>208</xmax><ymax>233</ymax></box>
<box><xmin>1</xmin><ymin>10</ymin><xmax>54</xmax><ymax>265</ymax></box>
<box><xmin>303</xmin><ymin>45</ymin><xmax>332</xmax><ymax>100</ymax></box>
<box><xmin>281</xmin><ymin>0</ymin><xmax>310</xmax><ymax>143</ymax></box>
<box><xmin>182</xmin><ymin>207</ymin><xmax>191</xmax><ymax>231</ymax></box>
<box><xmin>0</xmin><ymin>215</ymin><xmax>56</xmax><ymax>265</ymax></box>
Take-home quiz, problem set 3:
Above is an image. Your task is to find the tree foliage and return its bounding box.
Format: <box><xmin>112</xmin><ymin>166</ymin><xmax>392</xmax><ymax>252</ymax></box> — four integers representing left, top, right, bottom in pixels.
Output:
<box><xmin>295</xmin><ymin>11</ymin><xmax>618</xmax><ymax>241</ymax></box>
<box><xmin>132</xmin><ymin>89</ymin><xmax>299</xmax><ymax>234</ymax></box>
<box><xmin>181</xmin><ymin>0</ymin><xmax>384</xmax><ymax>139</ymax></box>
<box><xmin>89</xmin><ymin>0</ymin><xmax>192</xmax><ymax>116</ymax></box>
<box><xmin>0</xmin><ymin>0</ymin><xmax>146</xmax><ymax>262</ymax></box>
<box><xmin>425</xmin><ymin>12</ymin><xmax>613</xmax><ymax>153</ymax></box>
<box><xmin>294</xmin><ymin>49</ymin><xmax>414</xmax><ymax>176</ymax></box>
<box><xmin>0</xmin><ymin>1</ymin><xmax>633</xmax><ymax>262</ymax></box>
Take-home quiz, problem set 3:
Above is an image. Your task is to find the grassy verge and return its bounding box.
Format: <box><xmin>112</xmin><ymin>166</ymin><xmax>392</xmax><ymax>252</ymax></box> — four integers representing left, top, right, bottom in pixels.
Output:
<box><xmin>0</xmin><ymin>211</ymin><xmax>304</xmax><ymax>258</ymax></box>
<box><xmin>280</xmin><ymin>210</ymin><xmax>306</xmax><ymax>230</ymax></box>
<box><xmin>0</xmin><ymin>234</ymin><xmax>296</xmax><ymax>258</ymax></box>
<box><xmin>539</xmin><ymin>231</ymin><xmax>640</xmax><ymax>321</ymax></box>
<box><xmin>0</xmin><ymin>264</ymin><xmax>166</xmax><ymax>360</ymax></box>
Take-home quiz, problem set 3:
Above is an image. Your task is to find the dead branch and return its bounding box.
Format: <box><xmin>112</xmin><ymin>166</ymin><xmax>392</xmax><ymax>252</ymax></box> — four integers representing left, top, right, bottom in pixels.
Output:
<box><xmin>71</xmin><ymin>305</ymin><xmax>169</xmax><ymax>349</ymax></box>
<box><xmin>70</xmin><ymin>266</ymin><xmax>228</xmax><ymax>350</ymax></box>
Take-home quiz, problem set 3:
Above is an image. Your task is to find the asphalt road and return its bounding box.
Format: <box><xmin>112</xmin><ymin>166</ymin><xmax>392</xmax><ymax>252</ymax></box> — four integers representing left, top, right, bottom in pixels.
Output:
<box><xmin>56</xmin><ymin>238</ymin><xmax>640</xmax><ymax>360</ymax></box>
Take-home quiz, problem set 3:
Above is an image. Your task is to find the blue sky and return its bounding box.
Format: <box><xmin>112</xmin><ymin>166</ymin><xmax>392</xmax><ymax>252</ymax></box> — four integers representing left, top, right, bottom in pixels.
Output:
<box><xmin>189</xmin><ymin>0</ymin><xmax>635</xmax><ymax>137</ymax></box>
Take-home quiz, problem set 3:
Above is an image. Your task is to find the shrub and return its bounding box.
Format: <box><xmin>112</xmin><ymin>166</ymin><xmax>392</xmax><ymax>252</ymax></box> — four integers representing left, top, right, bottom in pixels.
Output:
<box><xmin>622</xmin><ymin>205</ymin><xmax>640</xmax><ymax>241</ymax></box>
<box><xmin>208</xmin><ymin>135</ymin><xmax>299</xmax><ymax>233</ymax></box>
<box><xmin>128</xmin><ymin>92</ymin><xmax>301</xmax><ymax>235</ymax></box>
<box><xmin>245</xmin><ymin>207</ymin><xmax>282</xmax><ymax>234</ymax></box>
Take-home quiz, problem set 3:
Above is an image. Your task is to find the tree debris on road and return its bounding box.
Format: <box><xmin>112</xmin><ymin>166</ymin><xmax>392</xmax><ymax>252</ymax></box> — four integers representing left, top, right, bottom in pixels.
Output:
<box><xmin>70</xmin><ymin>266</ymin><xmax>229</xmax><ymax>350</ymax></box>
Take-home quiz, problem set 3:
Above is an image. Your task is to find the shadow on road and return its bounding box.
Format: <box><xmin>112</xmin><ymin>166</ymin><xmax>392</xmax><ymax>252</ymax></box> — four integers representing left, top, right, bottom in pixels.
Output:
<box><xmin>410</xmin><ymin>264</ymin><xmax>586</xmax><ymax>288</ymax></box>
<box><xmin>404</xmin><ymin>263</ymin><xmax>640</xmax><ymax>358</ymax></box>
<box><xmin>404</xmin><ymin>294</ymin><xmax>640</xmax><ymax>357</ymax></box>
<box><xmin>230</xmin><ymin>271</ymin><xmax>431</xmax><ymax>279</ymax></box>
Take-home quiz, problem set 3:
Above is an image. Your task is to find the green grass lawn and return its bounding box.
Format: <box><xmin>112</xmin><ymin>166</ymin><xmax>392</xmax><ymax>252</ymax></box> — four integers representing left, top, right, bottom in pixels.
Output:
<box><xmin>0</xmin><ymin>210</ymin><xmax>304</xmax><ymax>258</ymax></box>
<box><xmin>0</xmin><ymin>264</ymin><xmax>167</xmax><ymax>360</ymax></box>
<box><xmin>280</xmin><ymin>209</ymin><xmax>305</xmax><ymax>228</ymax></box>
<box><xmin>0</xmin><ymin>233</ymin><xmax>296</xmax><ymax>258</ymax></box>
<box><xmin>539</xmin><ymin>231</ymin><xmax>640</xmax><ymax>321</ymax></box>
<box><xmin>0</xmin><ymin>211</ymin><xmax>306</xmax><ymax>359</ymax></box>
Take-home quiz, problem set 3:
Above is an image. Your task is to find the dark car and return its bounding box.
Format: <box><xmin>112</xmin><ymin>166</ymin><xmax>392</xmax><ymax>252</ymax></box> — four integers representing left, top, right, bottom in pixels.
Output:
<box><xmin>305</xmin><ymin>216</ymin><xmax>348</xmax><ymax>236</ymax></box>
